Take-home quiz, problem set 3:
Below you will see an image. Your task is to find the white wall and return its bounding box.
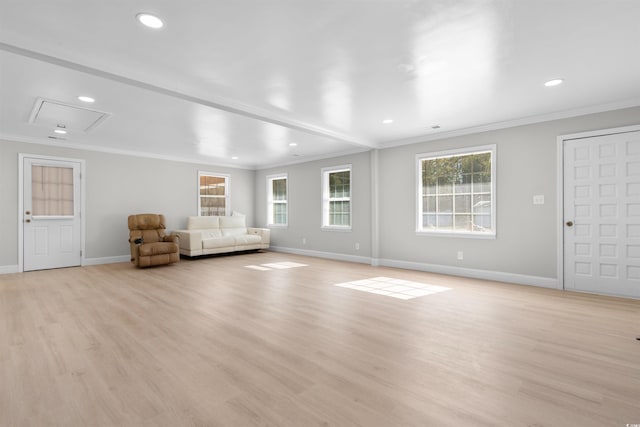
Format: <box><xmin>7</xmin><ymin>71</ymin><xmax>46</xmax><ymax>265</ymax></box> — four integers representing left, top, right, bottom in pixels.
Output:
<box><xmin>3</xmin><ymin>106</ymin><xmax>639</xmax><ymax>283</ymax></box>
<box><xmin>255</xmin><ymin>151</ymin><xmax>372</xmax><ymax>260</ymax></box>
<box><xmin>376</xmin><ymin>107</ymin><xmax>640</xmax><ymax>282</ymax></box>
<box><xmin>0</xmin><ymin>139</ymin><xmax>255</xmax><ymax>268</ymax></box>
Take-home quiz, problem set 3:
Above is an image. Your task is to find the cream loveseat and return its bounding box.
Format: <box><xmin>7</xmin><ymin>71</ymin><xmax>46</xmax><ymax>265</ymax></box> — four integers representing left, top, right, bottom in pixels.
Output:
<box><xmin>173</xmin><ymin>216</ymin><xmax>270</xmax><ymax>257</ymax></box>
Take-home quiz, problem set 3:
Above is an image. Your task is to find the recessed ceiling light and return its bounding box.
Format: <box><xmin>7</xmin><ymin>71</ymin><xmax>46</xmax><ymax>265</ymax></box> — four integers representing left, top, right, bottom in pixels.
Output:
<box><xmin>289</xmin><ymin>142</ymin><xmax>298</xmax><ymax>147</ymax></box>
<box><xmin>382</xmin><ymin>119</ymin><xmax>394</xmax><ymax>124</ymax></box>
<box><xmin>77</xmin><ymin>96</ymin><xmax>95</xmax><ymax>103</ymax></box>
<box><xmin>231</xmin><ymin>156</ymin><xmax>239</xmax><ymax>160</ymax></box>
<box><xmin>136</xmin><ymin>13</ymin><xmax>164</xmax><ymax>29</ymax></box>
<box><xmin>544</xmin><ymin>79</ymin><xmax>564</xmax><ymax>87</ymax></box>
<box><xmin>54</xmin><ymin>129</ymin><xmax>67</xmax><ymax>134</ymax></box>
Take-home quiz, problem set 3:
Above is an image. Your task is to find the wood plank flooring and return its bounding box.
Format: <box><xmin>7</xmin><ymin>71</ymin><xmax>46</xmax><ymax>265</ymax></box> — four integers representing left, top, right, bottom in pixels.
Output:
<box><xmin>1</xmin><ymin>251</ymin><xmax>639</xmax><ymax>426</ymax></box>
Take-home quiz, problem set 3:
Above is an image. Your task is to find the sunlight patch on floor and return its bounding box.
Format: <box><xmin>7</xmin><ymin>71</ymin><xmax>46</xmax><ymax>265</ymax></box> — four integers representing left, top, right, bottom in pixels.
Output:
<box><xmin>245</xmin><ymin>261</ymin><xmax>308</xmax><ymax>271</ymax></box>
<box><xmin>335</xmin><ymin>277</ymin><xmax>451</xmax><ymax>300</ymax></box>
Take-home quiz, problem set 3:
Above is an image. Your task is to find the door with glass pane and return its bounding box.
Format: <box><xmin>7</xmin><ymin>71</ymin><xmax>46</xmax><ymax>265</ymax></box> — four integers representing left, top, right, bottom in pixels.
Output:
<box><xmin>23</xmin><ymin>157</ymin><xmax>82</xmax><ymax>271</ymax></box>
<box><xmin>563</xmin><ymin>130</ymin><xmax>640</xmax><ymax>297</ymax></box>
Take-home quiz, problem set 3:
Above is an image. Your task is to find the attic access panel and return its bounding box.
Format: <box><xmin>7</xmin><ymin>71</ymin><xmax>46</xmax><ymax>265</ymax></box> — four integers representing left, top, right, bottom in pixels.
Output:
<box><xmin>29</xmin><ymin>98</ymin><xmax>111</xmax><ymax>132</ymax></box>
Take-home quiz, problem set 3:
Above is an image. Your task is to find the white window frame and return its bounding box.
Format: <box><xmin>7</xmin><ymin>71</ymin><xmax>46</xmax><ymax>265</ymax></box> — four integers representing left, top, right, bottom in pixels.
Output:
<box><xmin>416</xmin><ymin>145</ymin><xmax>496</xmax><ymax>238</ymax></box>
<box><xmin>321</xmin><ymin>164</ymin><xmax>352</xmax><ymax>231</ymax></box>
<box><xmin>198</xmin><ymin>171</ymin><xmax>230</xmax><ymax>216</ymax></box>
<box><xmin>266</xmin><ymin>173</ymin><xmax>288</xmax><ymax>228</ymax></box>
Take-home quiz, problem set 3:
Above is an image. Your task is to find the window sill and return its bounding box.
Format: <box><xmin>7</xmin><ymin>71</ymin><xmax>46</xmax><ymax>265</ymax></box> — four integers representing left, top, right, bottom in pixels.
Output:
<box><xmin>321</xmin><ymin>226</ymin><xmax>352</xmax><ymax>232</ymax></box>
<box><xmin>267</xmin><ymin>224</ymin><xmax>288</xmax><ymax>229</ymax></box>
<box><xmin>415</xmin><ymin>230</ymin><xmax>496</xmax><ymax>239</ymax></box>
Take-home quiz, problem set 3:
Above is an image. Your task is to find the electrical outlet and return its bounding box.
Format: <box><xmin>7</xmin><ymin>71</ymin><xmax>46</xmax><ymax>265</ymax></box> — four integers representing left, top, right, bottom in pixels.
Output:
<box><xmin>302</xmin><ymin>237</ymin><xmax>306</xmax><ymax>245</ymax></box>
<box><xmin>457</xmin><ymin>251</ymin><xmax>463</xmax><ymax>260</ymax></box>
<box><xmin>355</xmin><ymin>243</ymin><xmax>360</xmax><ymax>250</ymax></box>
<box><xmin>533</xmin><ymin>195</ymin><xmax>545</xmax><ymax>205</ymax></box>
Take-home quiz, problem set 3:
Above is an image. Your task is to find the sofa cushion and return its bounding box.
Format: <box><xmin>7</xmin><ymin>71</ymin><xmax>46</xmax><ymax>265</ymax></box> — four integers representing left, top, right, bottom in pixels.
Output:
<box><xmin>219</xmin><ymin>216</ymin><xmax>247</xmax><ymax>236</ymax></box>
<box><xmin>202</xmin><ymin>236</ymin><xmax>236</xmax><ymax>249</ymax></box>
<box><xmin>201</xmin><ymin>229</ymin><xmax>223</xmax><ymax>239</ymax></box>
<box><xmin>187</xmin><ymin>216</ymin><xmax>219</xmax><ymax>230</ymax></box>
<box><xmin>233</xmin><ymin>234</ymin><xmax>262</xmax><ymax>245</ymax></box>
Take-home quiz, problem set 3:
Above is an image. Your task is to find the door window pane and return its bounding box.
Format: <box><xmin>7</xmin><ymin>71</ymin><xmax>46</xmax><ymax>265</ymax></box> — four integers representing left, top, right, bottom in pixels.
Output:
<box><xmin>32</xmin><ymin>166</ymin><xmax>74</xmax><ymax>216</ymax></box>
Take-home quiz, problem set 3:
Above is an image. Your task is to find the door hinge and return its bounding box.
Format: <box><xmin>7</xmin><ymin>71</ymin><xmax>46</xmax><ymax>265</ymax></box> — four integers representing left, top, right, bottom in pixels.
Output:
<box><xmin>80</xmin><ymin>250</ymin><xmax>82</xmax><ymax>256</ymax></box>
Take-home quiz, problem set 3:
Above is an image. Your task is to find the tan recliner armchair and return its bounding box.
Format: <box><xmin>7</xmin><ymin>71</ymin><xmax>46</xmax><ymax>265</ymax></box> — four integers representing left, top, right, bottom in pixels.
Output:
<box><xmin>128</xmin><ymin>214</ymin><xmax>180</xmax><ymax>267</ymax></box>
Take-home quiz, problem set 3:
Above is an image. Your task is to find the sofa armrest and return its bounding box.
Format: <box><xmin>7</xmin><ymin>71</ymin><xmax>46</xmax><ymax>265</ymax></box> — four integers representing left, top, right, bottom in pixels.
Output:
<box><xmin>247</xmin><ymin>228</ymin><xmax>270</xmax><ymax>245</ymax></box>
<box><xmin>173</xmin><ymin>230</ymin><xmax>202</xmax><ymax>251</ymax></box>
<box><xmin>164</xmin><ymin>234</ymin><xmax>179</xmax><ymax>244</ymax></box>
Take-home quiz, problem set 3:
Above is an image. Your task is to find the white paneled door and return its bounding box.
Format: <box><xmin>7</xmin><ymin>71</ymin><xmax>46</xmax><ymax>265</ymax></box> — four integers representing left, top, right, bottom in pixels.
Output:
<box><xmin>23</xmin><ymin>157</ymin><xmax>82</xmax><ymax>271</ymax></box>
<box><xmin>564</xmin><ymin>130</ymin><xmax>640</xmax><ymax>297</ymax></box>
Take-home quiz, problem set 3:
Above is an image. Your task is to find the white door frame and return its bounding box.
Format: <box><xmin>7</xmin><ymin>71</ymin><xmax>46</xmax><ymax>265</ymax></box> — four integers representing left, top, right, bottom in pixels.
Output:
<box><xmin>556</xmin><ymin>124</ymin><xmax>640</xmax><ymax>290</ymax></box>
<box><xmin>18</xmin><ymin>153</ymin><xmax>86</xmax><ymax>272</ymax></box>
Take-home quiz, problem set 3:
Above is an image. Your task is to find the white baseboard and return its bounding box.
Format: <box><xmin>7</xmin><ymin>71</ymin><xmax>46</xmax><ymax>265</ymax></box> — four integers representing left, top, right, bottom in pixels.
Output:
<box><xmin>378</xmin><ymin>258</ymin><xmax>560</xmax><ymax>289</ymax></box>
<box><xmin>269</xmin><ymin>246</ymin><xmax>372</xmax><ymax>265</ymax></box>
<box><xmin>0</xmin><ymin>265</ymin><xmax>19</xmax><ymax>275</ymax></box>
<box><xmin>83</xmin><ymin>255</ymin><xmax>130</xmax><ymax>266</ymax></box>
<box><xmin>269</xmin><ymin>248</ymin><xmax>558</xmax><ymax>289</ymax></box>
<box><xmin>0</xmin><ymin>256</ymin><xmax>129</xmax><ymax>274</ymax></box>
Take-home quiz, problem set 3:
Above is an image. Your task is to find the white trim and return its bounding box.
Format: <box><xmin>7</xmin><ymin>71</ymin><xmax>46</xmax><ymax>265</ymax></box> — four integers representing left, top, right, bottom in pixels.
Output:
<box><xmin>559</xmin><ymin>124</ymin><xmax>640</xmax><ymax>141</ymax></box>
<box><xmin>378</xmin><ymin>258</ymin><xmax>560</xmax><ymax>289</ymax></box>
<box><xmin>2</xmin><ymin>132</ymin><xmax>256</xmax><ymax>170</ymax></box>
<box><xmin>0</xmin><ymin>265</ymin><xmax>20</xmax><ymax>275</ymax></box>
<box><xmin>415</xmin><ymin>230</ymin><xmax>496</xmax><ymax>239</ymax></box>
<box><xmin>320</xmin><ymin>226</ymin><xmax>352</xmax><ymax>232</ymax></box>
<box><xmin>556</xmin><ymin>124</ymin><xmax>640</xmax><ymax>292</ymax></box>
<box><xmin>556</xmin><ymin>135</ymin><xmax>565</xmax><ymax>290</ymax></box>
<box><xmin>256</xmin><ymin>147</ymin><xmax>371</xmax><ymax>171</ymax></box>
<box><xmin>269</xmin><ymin>247</ymin><xmax>559</xmax><ymax>289</ymax></box>
<box><xmin>266</xmin><ymin>173</ymin><xmax>288</xmax><ymax>227</ymax></box>
<box><xmin>321</xmin><ymin>164</ymin><xmax>353</xmax><ymax>230</ymax></box>
<box><xmin>18</xmin><ymin>153</ymin><xmax>86</xmax><ymax>272</ymax></box>
<box><xmin>197</xmin><ymin>171</ymin><xmax>231</xmax><ymax>216</ymax></box>
<box><xmin>416</xmin><ymin>145</ymin><xmax>496</xmax><ymax>237</ymax></box>
<box><xmin>83</xmin><ymin>255</ymin><xmax>130</xmax><ymax>266</ymax></box>
<box><xmin>269</xmin><ymin>246</ymin><xmax>371</xmax><ymax>265</ymax></box>
<box><xmin>370</xmin><ymin>150</ymin><xmax>380</xmax><ymax>262</ymax></box>
<box><xmin>380</xmin><ymin>97</ymin><xmax>640</xmax><ymax>149</ymax></box>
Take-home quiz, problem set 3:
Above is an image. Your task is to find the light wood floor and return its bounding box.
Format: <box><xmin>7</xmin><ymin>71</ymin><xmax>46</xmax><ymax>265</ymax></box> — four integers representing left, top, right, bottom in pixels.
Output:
<box><xmin>1</xmin><ymin>251</ymin><xmax>639</xmax><ymax>427</ymax></box>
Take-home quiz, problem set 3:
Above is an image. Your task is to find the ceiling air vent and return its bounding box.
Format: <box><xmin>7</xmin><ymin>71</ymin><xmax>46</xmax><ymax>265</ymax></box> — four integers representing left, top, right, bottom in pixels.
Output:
<box><xmin>29</xmin><ymin>98</ymin><xmax>111</xmax><ymax>132</ymax></box>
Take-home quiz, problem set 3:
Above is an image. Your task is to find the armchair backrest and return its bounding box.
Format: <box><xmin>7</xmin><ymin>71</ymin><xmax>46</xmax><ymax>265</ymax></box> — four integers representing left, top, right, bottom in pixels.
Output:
<box><xmin>128</xmin><ymin>213</ymin><xmax>167</xmax><ymax>243</ymax></box>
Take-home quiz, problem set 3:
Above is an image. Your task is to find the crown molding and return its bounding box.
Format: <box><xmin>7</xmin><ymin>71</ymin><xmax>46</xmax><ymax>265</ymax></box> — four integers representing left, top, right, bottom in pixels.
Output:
<box><xmin>378</xmin><ymin>97</ymin><xmax>640</xmax><ymax>149</ymax></box>
<box><xmin>0</xmin><ymin>133</ymin><xmax>256</xmax><ymax>170</ymax></box>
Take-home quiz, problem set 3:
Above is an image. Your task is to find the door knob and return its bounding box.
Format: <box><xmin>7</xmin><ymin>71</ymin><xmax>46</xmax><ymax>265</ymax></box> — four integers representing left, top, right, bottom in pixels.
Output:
<box><xmin>566</xmin><ymin>221</ymin><xmax>574</xmax><ymax>227</ymax></box>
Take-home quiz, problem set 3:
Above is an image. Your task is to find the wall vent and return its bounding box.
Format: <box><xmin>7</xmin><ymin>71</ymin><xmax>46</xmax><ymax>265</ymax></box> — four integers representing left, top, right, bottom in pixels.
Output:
<box><xmin>29</xmin><ymin>98</ymin><xmax>111</xmax><ymax>132</ymax></box>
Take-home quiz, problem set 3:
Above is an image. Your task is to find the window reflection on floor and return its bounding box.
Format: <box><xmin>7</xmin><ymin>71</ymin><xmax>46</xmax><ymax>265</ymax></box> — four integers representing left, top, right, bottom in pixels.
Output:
<box><xmin>245</xmin><ymin>261</ymin><xmax>308</xmax><ymax>271</ymax></box>
<box><xmin>335</xmin><ymin>277</ymin><xmax>451</xmax><ymax>300</ymax></box>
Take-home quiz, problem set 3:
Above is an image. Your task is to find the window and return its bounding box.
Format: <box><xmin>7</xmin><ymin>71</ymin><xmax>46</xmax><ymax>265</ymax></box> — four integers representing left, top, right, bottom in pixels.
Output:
<box><xmin>267</xmin><ymin>174</ymin><xmax>288</xmax><ymax>227</ymax></box>
<box><xmin>31</xmin><ymin>165</ymin><xmax>74</xmax><ymax>216</ymax></box>
<box><xmin>417</xmin><ymin>146</ymin><xmax>495</xmax><ymax>237</ymax></box>
<box><xmin>198</xmin><ymin>172</ymin><xmax>229</xmax><ymax>216</ymax></box>
<box><xmin>322</xmin><ymin>165</ymin><xmax>352</xmax><ymax>230</ymax></box>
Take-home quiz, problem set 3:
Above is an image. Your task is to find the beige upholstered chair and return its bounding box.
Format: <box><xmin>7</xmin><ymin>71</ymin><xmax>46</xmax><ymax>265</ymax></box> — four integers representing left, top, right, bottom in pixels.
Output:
<box><xmin>128</xmin><ymin>214</ymin><xmax>179</xmax><ymax>267</ymax></box>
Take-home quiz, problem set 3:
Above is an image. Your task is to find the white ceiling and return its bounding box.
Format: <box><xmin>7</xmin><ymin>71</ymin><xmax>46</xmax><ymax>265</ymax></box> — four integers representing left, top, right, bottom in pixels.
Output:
<box><xmin>1</xmin><ymin>1</ymin><xmax>639</xmax><ymax>169</ymax></box>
